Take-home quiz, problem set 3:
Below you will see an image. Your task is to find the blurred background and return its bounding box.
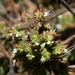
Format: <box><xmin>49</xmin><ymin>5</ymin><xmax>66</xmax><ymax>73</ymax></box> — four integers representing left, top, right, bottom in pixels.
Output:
<box><xmin>0</xmin><ymin>0</ymin><xmax>75</xmax><ymax>75</ymax></box>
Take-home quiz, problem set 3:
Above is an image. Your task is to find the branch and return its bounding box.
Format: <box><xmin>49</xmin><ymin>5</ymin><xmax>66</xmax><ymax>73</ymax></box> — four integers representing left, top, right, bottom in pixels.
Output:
<box><xmin>60</xmin><ymin>0</ymin><xmax>75</xmax><ymax>16</ymax></box>
<box><xmin>69</xmin><ymin>65</ymin><xmax>75</xmax><ymax>68</ymax></box>
<box><xmin>60</xmin><ymin>35</ymin><xmax>75</xmax><ymax>45</ymax></box>
<box><xmin>0</xmin><ymin>44</ymin><xmax>10</xmax><ymax>59</ymax></box>
<box><xmin>68</xmin><ymin>65</ymin><xmax>75</xmax><ymax>74</ymax></box>
<box><xmin>0</xmin><ymin>1</ymin><xmax>14</xmax><ymax>22</ymax></box>
<box><xmin>45</xmin><ymin>6</ymin><xmax>75</xmax><ymax>21</ymax></box>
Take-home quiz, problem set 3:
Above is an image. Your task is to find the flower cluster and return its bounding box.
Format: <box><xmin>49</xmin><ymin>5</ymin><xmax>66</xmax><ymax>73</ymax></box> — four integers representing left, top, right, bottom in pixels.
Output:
<box><xmin>9</xmin><ymin>10</ymin><xmax>68</xmax><ymax>75</ymax></box>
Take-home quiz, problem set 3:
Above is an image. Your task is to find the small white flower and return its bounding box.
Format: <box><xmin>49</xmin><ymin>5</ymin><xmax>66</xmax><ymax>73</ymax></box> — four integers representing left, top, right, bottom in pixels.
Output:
<box><xmin>32</xmin><ymin>55</ymin><xmax>35</xmax><ymax>58</ymax></box>
<box><xmin>44</xmin><ymin>10</ymin><xmax>51</xmax><ymax>17</ymax></box>
<box><xmin>64</xmin><ymin>49</ymin><xmax>68</xmax><ymax>53</ymax></box>
<box><xmin>11</xmin><ymin>48</ymin><xmax>17</xmax><ymax>54</ymax></box>
<box><xmin>40</xmin><ymin>58</ymin><xmax>45</xmax><ymax>62</ymax></box>
<box><xmin>47</xmin><ymin>41</ymin><xmax>50</xmax><ymax>44</ymax></box>
<box><xmin>16</xmin><ymin>34</ymin><xmax>19</xmax><ymax>37</ymax></box>
<box><xmin>35</xmin><ymin>43</ymin><xmax>39</xmax><ymax>46</ymax></box>
<box><xmin>35</xmin><ymin>49</ymin><xmax>37</xmax><ymax>52</ymax></box>
<box><xmin>58</xmin><ymin>15</ymin><xmax>63</xmax><ymax>19</ymax></box>
<box><xmin>56</xmin><ymin>24</ymin><xmax>62</xmax><ymax>29</ymax></box>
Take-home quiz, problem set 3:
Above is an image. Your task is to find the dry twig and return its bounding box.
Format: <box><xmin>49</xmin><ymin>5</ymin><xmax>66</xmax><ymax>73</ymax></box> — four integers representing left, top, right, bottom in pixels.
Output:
<box><xmin>0</xmin><ymin>44</ymin><xmax>10</xmax><ymax>59</ymax></box>
<box><xmin>45</xmin><ymin>6</ymin><xmax>75</xmax><ymax>21</ymax></box>
<box><xmin>60</xmin><ymin>35</ymin><xmax>75</xmax><ymax>45</ymax></box>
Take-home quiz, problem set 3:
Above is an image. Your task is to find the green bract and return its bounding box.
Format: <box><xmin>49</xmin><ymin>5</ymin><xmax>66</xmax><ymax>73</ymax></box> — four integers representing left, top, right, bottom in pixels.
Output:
<box><xmin>30</xmin><ymin>34</ymin><xmax>40</xmax><ymax>43</ymax></box>
<box><xmin>41</xmin><ymin>48</ymin><xmax>51</xmax><ymax>62</ymax></box>
<box><xmin>52</xmin><ymin>44</ymin><xmax>66</xmax><ymax>55</ymax></box>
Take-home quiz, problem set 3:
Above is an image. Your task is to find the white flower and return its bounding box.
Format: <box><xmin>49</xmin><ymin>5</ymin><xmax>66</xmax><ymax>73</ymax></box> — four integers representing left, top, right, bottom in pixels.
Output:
<box><xmin>32</xmin><ymin>55</ymin><xmax>35</xmax><ymax>58</ymax></box>
<box><xmin>64</xmin><ymin>49</ymin><xmax>68</xmax><ymax>53</ymax></box>
<box><xmin>56</xmin><ymin>24</ymin><xmax>62</xmax><ymax>29</ymax></box>
<box><xmin>58</xmin><ymin>15</ymin><xmax>63</xmax><ymax>19</ymax></box>
<box><xmin>40</xmin><ymin>58</ymin><xmax>45</xmax><ymax>62</ymax></box>
<box><xmin>11</xmin><ymin>48</ymin><xmax>17</xmax><ymax>54</ymax></box>
<box><xmin>44</xmin><ymin>10</ymin><xmax>51</xmax><ymax>17</ymax></box>
<box><xmin>47</xmin><ymin>41</ymin><xmax>50</xmax><ymax>44</ymax></box>
<box><xmin>35</xmin><ymin>42</ymin><xmax>39</xmax><ymax>46</ymax></box>
<box><xmin>16</xmin><ymin>34</ymin><xmax>19</xmax><ymax>37</ymax></box>
<box><xmin>35</xmin><ymin>49</ymin><xmax>37</xmax><ymax>52</ymax></box>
